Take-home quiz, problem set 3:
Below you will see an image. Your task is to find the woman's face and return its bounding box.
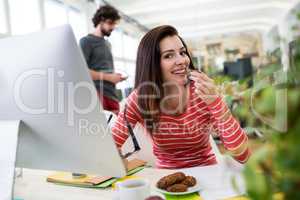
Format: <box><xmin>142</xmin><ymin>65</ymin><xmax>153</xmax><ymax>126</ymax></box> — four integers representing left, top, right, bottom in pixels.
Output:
<box><xmin>159</xmin><ymin>35</ymin><xmax>190</xmax><ymax>86</ymax></box>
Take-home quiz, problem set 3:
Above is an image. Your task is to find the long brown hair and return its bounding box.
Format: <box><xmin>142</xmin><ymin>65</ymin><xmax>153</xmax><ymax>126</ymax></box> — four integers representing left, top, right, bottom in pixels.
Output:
<box><xmin>134</xmin><ymin>25</ymin><xmax>195</xmax><ymax>134</ymax></box>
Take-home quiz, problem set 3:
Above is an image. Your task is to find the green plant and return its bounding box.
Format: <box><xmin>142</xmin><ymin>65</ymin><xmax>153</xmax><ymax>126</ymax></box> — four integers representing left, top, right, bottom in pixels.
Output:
<box><xmin>242</xmin><ymin>26</ymin><xmax>300</xmax><ymax>200</ymax></box>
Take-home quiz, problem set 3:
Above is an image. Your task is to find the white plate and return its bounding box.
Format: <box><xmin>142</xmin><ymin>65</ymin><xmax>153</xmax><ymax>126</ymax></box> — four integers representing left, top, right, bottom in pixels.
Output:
<box><xmin>155</xmin><ymin>180</ymin><xmax>202</xmax><ymax>196</ymax></box>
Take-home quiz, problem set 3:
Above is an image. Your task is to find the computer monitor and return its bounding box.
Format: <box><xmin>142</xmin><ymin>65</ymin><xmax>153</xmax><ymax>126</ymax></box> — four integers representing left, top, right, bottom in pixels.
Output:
<box><xmin>223</xmin><ymin>58</ymin><xmax>253</xmax><ymax>81</ymax></box>
<box><xmin>223</xmin><ymin>61</ymin><xmax>239</xmax><ymax>80</ymax></box>
<box><xmin>0</xmin><ymin>25</ymin><xmax>126</xmax><ymax>178</ymax></box>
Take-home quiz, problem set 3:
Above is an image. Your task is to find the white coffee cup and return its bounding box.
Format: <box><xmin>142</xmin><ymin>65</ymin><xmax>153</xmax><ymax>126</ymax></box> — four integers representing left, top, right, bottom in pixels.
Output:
<box><xmin>116</xmin><ymin>179</ymin><xmax>150</xmax><ymax>200</ymax></box>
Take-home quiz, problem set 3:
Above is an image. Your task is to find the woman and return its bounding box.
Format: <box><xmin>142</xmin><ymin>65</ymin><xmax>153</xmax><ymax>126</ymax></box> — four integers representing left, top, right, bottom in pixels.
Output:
<box><xmin>112</xmin><ymin>25</ymin><xmax>250</xmax><ymax>169</ymax></box>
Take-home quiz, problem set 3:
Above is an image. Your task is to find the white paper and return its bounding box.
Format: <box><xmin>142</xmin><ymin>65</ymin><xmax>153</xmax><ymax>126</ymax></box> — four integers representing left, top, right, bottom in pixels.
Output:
<box><xmin>181</xmin><ymin>163</ymin><xmax>245</xmax><ymax>200</ymax></box>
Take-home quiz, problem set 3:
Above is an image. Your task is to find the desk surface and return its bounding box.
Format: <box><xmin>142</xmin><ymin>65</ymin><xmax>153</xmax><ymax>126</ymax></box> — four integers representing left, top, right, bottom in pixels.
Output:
<box><xmin>14</xmin><ymin>163</ymin><xmax>245</xmax><ymax>200</ymax></box>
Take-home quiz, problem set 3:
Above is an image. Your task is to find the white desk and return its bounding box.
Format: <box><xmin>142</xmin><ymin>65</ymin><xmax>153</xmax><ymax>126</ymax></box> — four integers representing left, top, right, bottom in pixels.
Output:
<box><xmin>14</xmin><ymin>163</ymin><xmax>245</xmax><ymax>200</ymax></box>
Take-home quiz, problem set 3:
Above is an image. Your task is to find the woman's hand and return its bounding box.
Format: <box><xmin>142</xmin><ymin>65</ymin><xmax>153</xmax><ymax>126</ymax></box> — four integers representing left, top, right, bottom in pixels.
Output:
<box><xmin>189</xmin><ymin>71</ymin><xmax>220</xmax><ymax>105</ymax></box>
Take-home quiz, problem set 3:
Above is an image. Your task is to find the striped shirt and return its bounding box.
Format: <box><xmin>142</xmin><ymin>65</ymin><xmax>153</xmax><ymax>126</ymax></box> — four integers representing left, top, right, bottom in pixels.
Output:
<box><xmin>112</xmin><ymin>82</ymin><xmax>250</xmax><ymax>169</ymax></box>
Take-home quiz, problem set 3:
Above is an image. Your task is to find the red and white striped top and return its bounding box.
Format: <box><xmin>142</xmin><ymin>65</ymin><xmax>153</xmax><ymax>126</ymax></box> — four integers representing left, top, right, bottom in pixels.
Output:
<box><xmin>112</xmin><ymin>83</ymin><xmax>250</xmax><ymax>169</ymax></box>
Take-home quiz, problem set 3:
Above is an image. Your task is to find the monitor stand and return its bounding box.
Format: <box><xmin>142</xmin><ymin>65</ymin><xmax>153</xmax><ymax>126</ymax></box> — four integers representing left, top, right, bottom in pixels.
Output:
<box><xmin>0</xmin><ymin>120</ymin><xmax>21</xmax><ymax>200</ymax></box>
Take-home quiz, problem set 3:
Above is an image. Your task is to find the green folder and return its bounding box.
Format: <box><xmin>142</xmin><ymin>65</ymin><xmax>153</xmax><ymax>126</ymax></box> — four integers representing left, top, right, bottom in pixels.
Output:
<box><xmin>164</xmin><ymin>193</ymin><xmax>202</xmax><ymax>200</ymax></box>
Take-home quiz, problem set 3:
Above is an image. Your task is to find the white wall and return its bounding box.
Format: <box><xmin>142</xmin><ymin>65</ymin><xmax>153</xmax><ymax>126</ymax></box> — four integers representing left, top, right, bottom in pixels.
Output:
<box><xmin>0</xmin><ymin>0</ymin><xmax>144</xmax><ymax>91</ymax></box>
<box><xmin>262</xmin><ymin>2</ymin><xmax>300</xmax><ymax>53</ymax></box>
<box><xmin>262</xmin><ymin>26</ymin><xmax>280</xmax><ymax>53</ymax></box>
<box><xmin>283</xmin><ymin>3</ymin><xmax>300</xmax><ymax>43</ymax></box>
<box><xmin>0</xmin><ymin>0</ymin><xmax>90</xmax><ymax>40</ymax></box>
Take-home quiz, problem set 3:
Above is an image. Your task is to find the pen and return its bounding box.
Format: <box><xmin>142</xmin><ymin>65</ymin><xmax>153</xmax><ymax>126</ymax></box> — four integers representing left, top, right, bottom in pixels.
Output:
<box><xmin>107</xmin><ymin>114</ymin><xmax>113</xmax><ymax>124</ymax></box>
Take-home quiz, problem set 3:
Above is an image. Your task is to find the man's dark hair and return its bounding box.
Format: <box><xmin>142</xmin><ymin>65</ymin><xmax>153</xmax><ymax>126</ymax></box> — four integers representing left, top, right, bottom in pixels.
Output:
<box><xmin>92</xmin><ymin>5</ymin><xmax>121</xmax><ymax>27</ymax></box>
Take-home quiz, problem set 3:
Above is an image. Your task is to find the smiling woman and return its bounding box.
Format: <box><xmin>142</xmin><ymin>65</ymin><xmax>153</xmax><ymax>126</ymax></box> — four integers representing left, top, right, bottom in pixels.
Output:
<box><xmin>160</xmin><ymin>35</ymin><xmax>190</xmax><ymax>86</ymax></box>
<box><xmin>112</xmin><ymin>25</ymin><xmax>250</xmax><ymax>169</ymax></box>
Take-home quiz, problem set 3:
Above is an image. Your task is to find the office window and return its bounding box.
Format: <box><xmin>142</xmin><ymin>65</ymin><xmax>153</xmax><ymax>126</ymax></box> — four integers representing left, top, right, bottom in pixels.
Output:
<box><xmin>68</xmin><ymin>7</ymin><xmax>87</xmax><ymax>41</ymax></box>
<box><xmin>124</xmin><ymin>62</ymin><xmax>135</xmax><ymax>88</ymax></box>
<box><xmin>123</xmin><ymin>34</ymin><xmax>138</xmax><ymax>60</ymax></box>
<box><xmin>9</xmin><ymin>0</ymin><xmax>40</xmax><ymax>35</ymax></box>
<box><xmin>0</xmin><ymin>0</ymin><xmax>6</xmax><ymax>34</ymax></box>
<box><xmin>109</xmin><ymin>30</ymin><xmax>123</xmax><ymax>58</ymax></box>
<box><xmin>115</xmin><ymin>60</ymin><xmax>125</xmax><ymax>89</ymax></box>
<box><xmin>45</xmin><ymin>0</ymin><xmax>67</xmax><ymax>28</ymax></box>
<box><xmin>114</xmin><ymin>60</ymin><xmax>128</xmax><ymax>82</ymax></box>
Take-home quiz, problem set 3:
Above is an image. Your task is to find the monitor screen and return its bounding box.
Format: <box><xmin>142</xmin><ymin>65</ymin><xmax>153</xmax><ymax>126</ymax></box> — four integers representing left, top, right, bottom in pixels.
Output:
<box><xmin>223</xmin><ymin>58</ymin><xmax>253</xmax><ymax>80</ymax></box>
<box><xmin>0</xmin><ymin>25</ymin><xmax>126</xmax><ymax>177</ymax></box>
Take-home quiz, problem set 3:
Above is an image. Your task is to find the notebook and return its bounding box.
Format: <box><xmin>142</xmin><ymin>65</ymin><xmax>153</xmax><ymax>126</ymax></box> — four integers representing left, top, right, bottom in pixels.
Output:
<box><xmin>47</xmin><ymin>159</ymin><xmax>147</xmax><ymax>188</ymax></box>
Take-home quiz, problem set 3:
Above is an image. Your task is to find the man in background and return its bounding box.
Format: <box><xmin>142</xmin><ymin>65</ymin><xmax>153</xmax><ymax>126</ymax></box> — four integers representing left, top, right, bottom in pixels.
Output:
<box><xmin>80</xmin><ymin>5</ymin><xmax>126</xmax><ymax>114</ymax></box>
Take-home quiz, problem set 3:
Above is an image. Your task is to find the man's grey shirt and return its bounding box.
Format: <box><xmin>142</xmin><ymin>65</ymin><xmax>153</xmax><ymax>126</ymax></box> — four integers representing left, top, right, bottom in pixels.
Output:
<box><xmin>80</xmin><ymin>34</ymin><xmax>118</xmax><ymax>101</ymax></box>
